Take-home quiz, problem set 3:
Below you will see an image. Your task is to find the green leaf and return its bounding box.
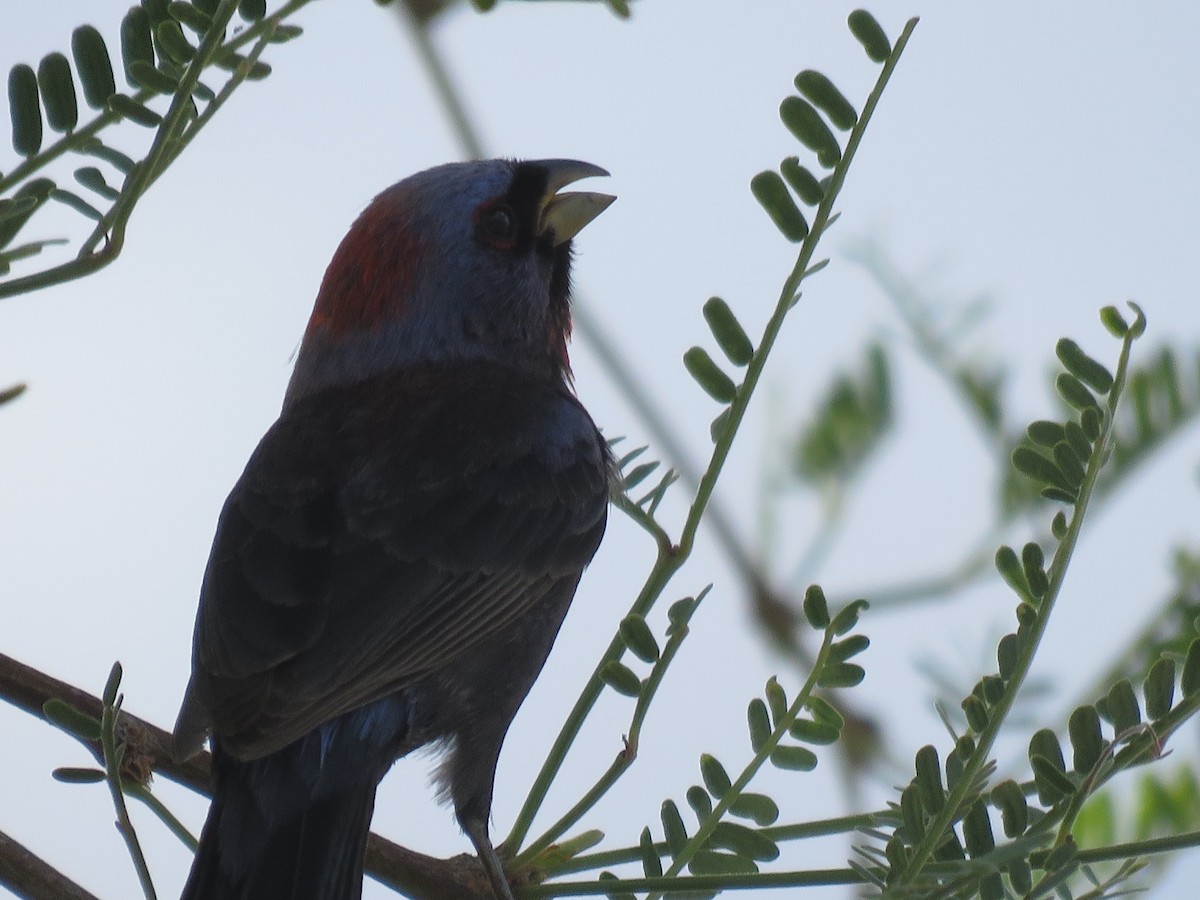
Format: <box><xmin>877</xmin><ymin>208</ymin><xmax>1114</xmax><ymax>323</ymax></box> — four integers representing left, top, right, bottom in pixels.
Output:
<box><xmin>962</xmin><ymin>799</ymin><xmax>995</xmax><ymax>857</ymax></box>
<box><xmin>120</xmin><ymin>8</ymin><xmax>156</xmax><ymax>86</ymax></box>
<box><xmin>770</xmin><ymin>744</ymin><xmax>817</xmax><ymax>771</ymax></box>
<box><xmin>1008</xmin><ymin>858</ymin><xmax>1033</xmax><ymax>894</ymax></box>
<box><xmin>268</xmin><ymin>23</ymin><xmax>304</xmax><ymax>43</ymax></box>
<box><xmin>700</xmin><ymin>753</ymin><xmax>732</xmax><ymax>798</ymax></box>
<box><xmin>51</xmin><ymin>188</ymin><xmax>103</xmax><ymax>221</ymax></box>
<box><xmin>991</xmin><ymin>779</ymin><xmax>1028</xmax><ymax>838</ymax></box>
<box><xmin>1041</xmin><ymin>836</ymin><xmax>1079</xmax><ymax>873</ymax></box>
<box><xmin>1051</xmin><ymin>511</ymin><xmax>1068</xmax><ymax>539</ymax></box>
<box><xmin>750</xmin><ymin>170</ymin><xmax>808</xmax><ymax>241</ymax></box>
<box><xmin>1011</xmin><ymin>446</ymin><xmax>1071</xmax><ymax>492</ymax></box>
<box><xmin>806</xmin><ymin>696</ymin><xmax>843</xmax><ymax>729</ymax></box>
<box><xmin>80</xmin><ymin>137</ymin><xmax>136</xmax><ymax>174</ymax></box>
<box><xmin>1127</xmin><ymin>301</ymin><xmax>1147</xmax><ymax>338</ymax></box>
<box><xmin>914</xmin><ymin>745</ymin><xmax>944</xmax><ymax>812</ymax></box>
<box><xmin>621</xmin><ymin>460</ymin><xmax>658</xmax><ymax>492</ymax></box>
<box><xmin>779</xmin><ymin>156</ymin><xmax>824</xmax><ymax>205</ymax></box>
<box><xmin>802</xmin><ymin>584</ymin><xmax>830</xmax><ymax>629</ymax></box>
<box><xmin>1106</xmin><ymin>678</ymin><xmax>1141</xmax><ymax>733</ymax></box>
<box><xmin>75</xmin><ymin>166</ymin><xmax>120</xmax><ymax>201</ymax></box>
<box><xmin>8</xmin><ymin>64</ymin><xmax>42</xmax><ymax>156</ymax></box>
<box><xmin>688</xmin><ymin>850</ymin><xmax>757</xmax><ymax>876</ymax></box>
<box><xmin>794</xmin><ymin>343</ymin><xmax>893</xmax><ymax>487</ymax></box>
<box><xmin>885</xmin><ymin>836</ymin><xmax>909</xmax><ymax>870</ymax></box>
<box><xmin>727</xmin><ymin>791</ymin><xmax>779</xmax><ymax>826</ymax></box>
<box><xmin>595</xmin><ymin>871</ymin><xmax>634</xmax><ymax>900</ymax></box>
<box><xmin>638</xmin><ymin>827</ymin><xmax>662</xmax><ymax>878</ymax></box>
<box><xmin>980</xmin><ymin>872</ymin><xmax>1004</xmax><ymax>900</ymax></box>
<box><xmin>779</xmin><ymin>96</ymin><xmax>841</xmax><ymax>167</ymax></box>
<box><xmin>1031</xmin><ymin>754</ymin><xmax>1075</xmax><ymax>804</ymax></box>
<box><xmin>42</xmin><ymin>698</ymin><xmax>101</xmax><ymax>740</ymax></box>
<box><xmin>746</xmin><ymin>699</ymin><xmax>771</xmax><ymax>752</ymax></box>
<box><xmin>994</xmin><ymin>545</ymin><xmax>1029</xmax><ymax>597</ymax></box>
<box><xmin>1144</xmin><ymin>657</ymin><xmax>1176</xmax><ymax>720</ymax></box>
<box><xmin>1080</xmin><ymin>406</ymin><xmax>1101</xmax><ymax>441</ymax></box>
<box><xmin>1064</xmin><ymin>420</ymin><xmax>1092</xmax><ymax>460</ymax></box>
<box><xmin>1027</xmin><ymin>419</ymin><xmax>1065</xmax><ymax>447</ymax></box>
<box><xmin>709</xmin><ymin>408</ymin><xmax>731</xmax><ymax>443</ymax></box>
<box><xmin>710</xmin><ymin>821</ymin><xmax>779</xmax><ymax>862</ymax></box>
<box><xmin>828</xmin><ymin>634</ymin><xmax>869</xmax><ymax>664</ymax></box>
<box><xmin>685</xmin><ymin>785</ymin><xmax>712</xmax><ymax>821</ymax></box>
<box><xmin>52</xmin><ymin>767</ymin><xmax>106</xmax><ymax>784</ymax></box>
<box><xmin>38</xmin><ymin>53</ymin><xmax>78</xmax><ymax>133</ymax></box>
<box><xmin>239</xmin><ymin>0</ymin><xmax>267</xmax><ymax>21</ymax></box>
<box><xmin>1030</xmin><ymin>728</ymin><xmax>1071</xmax><ymax>804</ymax></box>
<box><xmin>129</xmin><ymin>60</ymin><xmax>180</xmax><ymax>94</ymax></box>
<box><xmin>818</xmin><ymin>662</ymin><xmax>864</xmax><ymax>689</ymax></box>
<box><xmin>169</xmin><ymin>1</ymin><xmax>214</xmax><ymax>33</ymax></box>
<box><xmin>156</xmin><ymin>21</ymin><xmax>196</xmax><ymax>63</ymax></box>
<box><xmin>764</xmin><ymin>676</ymin><xmax>787</xmax><ymax>725</ymax></box>
<box><xmin>0</xmin><ymin>383</ymin><xmax>28</xmax><ymax>405</ymax></box>
<box><xmin>667</xmin><ymin>596</ymin><xmax>695</xmax><ymax>631</ymax></box>
<box><xmin>598</xmin><ymin>661</ymin><xmax>641</xmax><ymax>697</ymax></box>
<box><xmin>997</xmin><ymin>633</ymin><xmax>1019</xmax><ymax>680</ymax></box>
<box><xmin>1040</xmin><ymin>485</ymin><xmax>1078</xmax><ymax>504</ymax></box>
<box><xmin>215</xmin><ymin>53</ymin><xmax>271</xmax><ymax>80</ymax></box>
<box><xmin>660</xmin><ymin>799</ymin><xmax>687</xmax><ymax>857</ymax></box>
<box><xmin>1100</xmin><ymin>305</ymin><xmax>1130</xmax><ymax>338</ymax></box>
<box><xmin>793</xmin><ymin>69</ymin><xmax>857</xmax><ymax>130</ymax></box>
<box><xmin>1021</xmin><ymin>542</ymin><xmax>1048</xmax><ymax>600</ymax></box>
<box><xmin>683</xmin><ymin>346</ymin><xmax>737</xmax><ymax>403</ymax></box>
<box><xmin>1052</xmin><ymin>441</ymin><xmax>1085</xmax><ymax>489</ymax></box>
<box><xmin>108</xmin><ymin>92</ymin><xmax>162</xmax><ymax>127</ymax></box>
<box><xmin>142</xmin><ymin>0</ymin><xmax>171</xmax><ymax>26</ymax></box>
<box><xmin>847</xmin><ymin>10</ymin><xmax>891</xmax><ymax>63</ymax></box>
<box><xmin>1056</xmin><ymin>372</ymin><xmax>1099</xmax><ymax>411</ymax></box>
<box><xmin>102</xmin><ymin>661</ymin><xmax>123</xmax><ymax>706</ymax></box>
<box><xmin>702</xmin><ymin>297</ymin><xmax>754</xmax><ymax>366</ymax></box>
<box><xmin>0</xmin><ymin>177</ymin><xmax>55</xmax><ymax>249</ymax></box>
<box><xmin>900</xmin><ymin>784</ymin><xmax>925</xmax><ymax>840</ymax></box>
<box><xmin>618</xmin><ymin>614</ymin><xmax>659</xmax><ymax>663</ymax></box>
<box><xmin>980</xmin><ymin>674</ymin><xmax>1005</xmax><ymax>704</ymax></box>
<box><xmin>789</xmin><ymin>718</ymin><xmax>840</xmax><ymax>744</ymax></box>
<box><xmin>1182</xmin><ymin>638</ymin><xmax>1200</xmax><ymax>696</ymax></box>
<box><xmin>1056</xmin><ymin>338</ymin><xmax>1114</xmax><ymax>394</ymax></box>
<box><xmin>71</xmin><ymin>26</ymin><xmax>116</xmax><ymax>109</ymax></box>
<box><xmin>829</xmin><ymin>598</ymin><xmax>867</xmax><ymax>635</ymax></box>
<box><xmin>961</xmin><ymin>694</ymin><xmax>989</xmax><ymax>732</ymax></box>
<box><xmin>1068</xmin><ymin>704</ymin><xmax>1105</xmax><ymax>773</ymax></box>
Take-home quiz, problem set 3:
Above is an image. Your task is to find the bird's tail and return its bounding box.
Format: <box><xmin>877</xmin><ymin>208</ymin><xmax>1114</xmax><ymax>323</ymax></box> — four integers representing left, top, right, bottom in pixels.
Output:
<box><xmin>181</xmin><ymin>698</ymin><xmax>410</xmax><ymax>900</ymax></box>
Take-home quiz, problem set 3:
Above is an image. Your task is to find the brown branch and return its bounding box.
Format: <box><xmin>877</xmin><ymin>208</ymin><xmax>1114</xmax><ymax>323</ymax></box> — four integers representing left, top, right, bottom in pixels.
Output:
<box><xmin>0</xmin><ymin>829</ymin><xmax>99</xmax><ymax>900</ymax></box>
<box><xmin>0</xmin><ymin>651</ymin><xmax>523</xmax><ymax>899</ymax></box>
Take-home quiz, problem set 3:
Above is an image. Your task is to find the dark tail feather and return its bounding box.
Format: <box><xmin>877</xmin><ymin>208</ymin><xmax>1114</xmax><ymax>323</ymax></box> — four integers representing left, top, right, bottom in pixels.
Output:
<box><xmin>181</xmin><ymin>697</ymin><xmax>410</xmax><ymax>900</ymax></box>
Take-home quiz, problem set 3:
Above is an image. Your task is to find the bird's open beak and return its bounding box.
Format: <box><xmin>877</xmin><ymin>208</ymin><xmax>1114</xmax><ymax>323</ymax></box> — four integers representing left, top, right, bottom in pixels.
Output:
<box><xmin>537</xmin><ymin>159</ymin><xmax>616</xmax><ymax>246</ymax></box>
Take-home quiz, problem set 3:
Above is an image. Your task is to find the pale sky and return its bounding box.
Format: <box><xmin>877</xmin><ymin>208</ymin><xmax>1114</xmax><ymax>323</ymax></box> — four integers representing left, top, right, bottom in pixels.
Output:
<box><xmin>2</xmin><ymin>2</ymin><xmax>1199</xmax><ymax>898</ymax></box>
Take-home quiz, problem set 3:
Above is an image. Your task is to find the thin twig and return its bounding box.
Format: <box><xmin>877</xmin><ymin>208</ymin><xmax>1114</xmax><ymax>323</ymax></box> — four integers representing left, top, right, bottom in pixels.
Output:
<box><xmin>0</xmin><ymin>829</ymin><xmax>99</xmax><ymax>900</ymax></box>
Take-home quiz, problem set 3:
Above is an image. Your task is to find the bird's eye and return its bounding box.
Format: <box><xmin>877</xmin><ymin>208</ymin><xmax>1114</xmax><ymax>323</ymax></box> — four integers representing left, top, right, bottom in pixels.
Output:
<box><xmin>477</xmin><ymin>203</ymin><xmax>518</xmax><ymax>247</ymax></box>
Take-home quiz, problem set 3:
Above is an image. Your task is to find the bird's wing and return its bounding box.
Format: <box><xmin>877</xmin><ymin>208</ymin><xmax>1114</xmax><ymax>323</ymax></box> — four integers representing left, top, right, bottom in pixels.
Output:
<box><xmin>174</xmin><ymin>365</ymin><xmax>609</xmax><ymax>759</ymax></box>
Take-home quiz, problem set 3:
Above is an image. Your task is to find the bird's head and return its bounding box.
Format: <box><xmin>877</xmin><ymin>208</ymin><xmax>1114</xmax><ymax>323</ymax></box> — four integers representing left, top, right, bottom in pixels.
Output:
<box><xmin>284</xmin><ymin>158</ymin><xmax>613</xmax><ymax>406</ymax></box>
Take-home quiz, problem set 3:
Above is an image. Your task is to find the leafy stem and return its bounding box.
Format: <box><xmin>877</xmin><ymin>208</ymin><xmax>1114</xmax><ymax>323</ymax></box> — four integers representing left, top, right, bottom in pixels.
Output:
<box><xmin>0</xmin><ymin>0</ymin><xmax>315</xmax><ymax>300</ymax></box>
<box><xmin>98</xmin><ymin>663</ymin><xmax>157</xmax><ymax>900</ymax></box>
<box><xmin>893</xmin><ymin>305</ymin><xmax>1147</xmax><ymax>886</ymax></box>
<box><xmin>504</xmin><ymin>16</ymin><xmax>919</xmax><ymax>856</ymax></box>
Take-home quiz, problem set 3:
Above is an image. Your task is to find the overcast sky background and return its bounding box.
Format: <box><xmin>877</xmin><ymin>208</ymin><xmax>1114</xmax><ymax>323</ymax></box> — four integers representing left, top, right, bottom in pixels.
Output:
<box><xmin>2</xmin><ymin>2</ymin><xmax>1200</xmax><ymax>898</ymax></box>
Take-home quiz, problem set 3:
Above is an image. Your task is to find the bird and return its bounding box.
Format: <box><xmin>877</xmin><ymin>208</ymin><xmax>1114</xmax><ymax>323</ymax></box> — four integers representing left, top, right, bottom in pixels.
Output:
<box><xmin>171</xmin><ymin>158</ymin><xmax>615</xmax><ymax>900</ymax></box>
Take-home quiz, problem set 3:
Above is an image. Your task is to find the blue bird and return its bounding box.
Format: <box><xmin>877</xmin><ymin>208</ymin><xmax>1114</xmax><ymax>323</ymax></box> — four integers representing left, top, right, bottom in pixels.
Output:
<box><xmin>173</xmin><ymin>159</ymin><xmax>614</xmax><ymax>899</ymax></box>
